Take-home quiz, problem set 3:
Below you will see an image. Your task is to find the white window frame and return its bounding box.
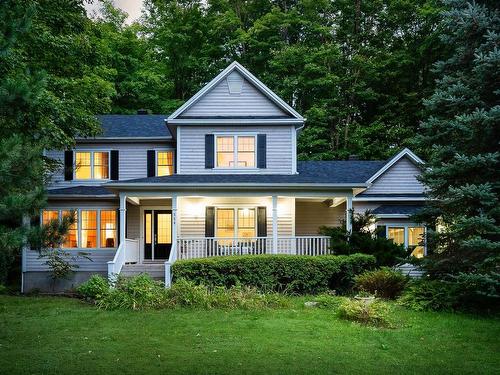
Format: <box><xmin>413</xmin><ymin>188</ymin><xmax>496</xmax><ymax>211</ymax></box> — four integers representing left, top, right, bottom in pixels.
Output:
<box><xmin>214</xmin><ymin>134</ymin><xmax>258</xmax><ymax>170</ymax></box>
<box><xmin>215</xmin><ymin>207</ymin><xmax>257</xmax><ymax>239</ymax></box>
<box><xmin>382</xmin><ymin>223</ymin><xmax>427</xmax><ymax>256</ymax></box>
<box><xmin>40</xmin><ymin>208</ymin><xmax>118</xmax><ymax>250</ymax></box>
<box><xmin>155</xmin><ymin>150</ymin><xmax>175</xmax><ymax>177</ymax></box>
<box><xmin>74</xmin><ymin>150</ymin><xmax>111</xmax><ymax>181</ymax></box>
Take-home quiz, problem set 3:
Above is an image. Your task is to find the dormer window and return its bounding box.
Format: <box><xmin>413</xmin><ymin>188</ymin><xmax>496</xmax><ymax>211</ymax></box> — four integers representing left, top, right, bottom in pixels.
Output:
<box><xmin>216</xmin><ymin>135</ymin><xmax>255</xmax><ymax>168</ymax></box>
<box><xmin>75</xmin><ymin>151</ymin><xmax>109</xmax><ymax>180</ymax></box>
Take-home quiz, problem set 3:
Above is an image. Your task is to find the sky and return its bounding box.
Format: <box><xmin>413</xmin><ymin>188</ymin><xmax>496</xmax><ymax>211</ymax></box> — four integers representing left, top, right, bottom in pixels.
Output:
<box><xmin>85</xmin><ymin>0</ymin><xmax>145</xmax><ymax>24</ymax></box>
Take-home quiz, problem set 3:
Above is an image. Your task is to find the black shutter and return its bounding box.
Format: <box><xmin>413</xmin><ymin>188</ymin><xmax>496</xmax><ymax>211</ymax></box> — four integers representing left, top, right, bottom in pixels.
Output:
<box><xmin>257</xmin><ymin>207</ymin><xmax>267</xmax><ymax>237</ymax></box>
<box><xmin>257</xmin><ymin>134</ymin><xmax>267</xmax><ymax>168</ymax></box>
<box><xmin>116</xmin><ymin>208</ymin><xmax>121</xmax><ymax>247</ymax></box>
<box><xmin>205</xmin><ymin>134</ymin><xmax>214</xmax><ymax>169</ymax></box>
<box><xmin>147</xmin><ymin>150</ymin><xmax>156</xmax><ymax>177</ymax></box>
<box><xmin>64</xmin><ymin>150</ymin><xmax>73</xmax><ymax>180</ymax></box>
<box><xmin>376</xmin><ymin>225</ymin><xmax>387</xmax><ymax>238</ymax></box>
<box><xmin>110</xmin><ymin>150</ymin><xmax>119</xmax><ymax>180</ymax></box>
<box><xmin>205</xmin><ymin>206</ymin><xmax>215</xmax><ymax>237</ymax></box>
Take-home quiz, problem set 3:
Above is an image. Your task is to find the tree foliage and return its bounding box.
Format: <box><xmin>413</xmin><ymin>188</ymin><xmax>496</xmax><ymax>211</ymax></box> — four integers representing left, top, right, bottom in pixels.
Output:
<box><xmin>415</xmin><ymin>0</ymin><xmax>500</xmax><ymax>275</ymax></box>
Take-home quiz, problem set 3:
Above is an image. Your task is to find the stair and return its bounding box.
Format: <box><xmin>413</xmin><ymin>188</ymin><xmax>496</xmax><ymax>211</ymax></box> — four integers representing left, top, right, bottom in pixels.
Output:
<box><xmin>121</xmin><ymin>263</ymin><xmax>165</xmax><ymax>279</ymax></box>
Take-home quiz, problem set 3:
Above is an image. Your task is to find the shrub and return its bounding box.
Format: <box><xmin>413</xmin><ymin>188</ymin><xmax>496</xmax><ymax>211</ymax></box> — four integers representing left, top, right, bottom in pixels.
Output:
<box><xmin>77</xmin><ymin>275</ymin><xmax>110</xmax><ymax>300</ymax></box>
<box><xmin>172</xmin><ymin>254</ymin><xmax>376</xmax><ymax>295</ymax></box>
<box><xmin>354</xmin><ymin>267</ymin><xmax>408</xmax><ymax>299</ymax></box>
<box><xmin>398</xmin><ymin>280</ymin><xmax>459</xmax><ymax>311</ymax></box>
<box><xmin>98</xmin><ymin>274</ymin><xmax>170</xmax><ymax>310</ymax></box>
<box><xmin>451</xmin><ymin>272</ymin><xmax>500</xmax><ymax>311</ymax></box>
<box><xmin>311</xmin><ymin>294</ymin><xmax>344</xmax><ymax>309</ymax></box>
<box><xmin>337</xmin><ymin>298</ymin><xmax>392</xmax><ymax>327</ymax></box>
<box><xmin>0</xmin><ymin>284</ymin><xmax>7</xmax><ymax>295</ymax></box>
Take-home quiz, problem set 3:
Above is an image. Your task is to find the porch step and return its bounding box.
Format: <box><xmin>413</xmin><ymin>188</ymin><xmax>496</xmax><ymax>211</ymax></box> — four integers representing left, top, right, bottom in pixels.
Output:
<box><xmin>121</xmin><ymin>263</ymin><xmax>165</xmax><ymax>279</ymax></box>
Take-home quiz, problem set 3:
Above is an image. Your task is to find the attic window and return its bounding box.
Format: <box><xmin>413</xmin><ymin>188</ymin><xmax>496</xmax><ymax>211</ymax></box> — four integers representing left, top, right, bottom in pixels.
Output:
<box><xmin>226</xmin><ymin>74</ymin><xmax>243</xmax><ymax>94</ymax></box>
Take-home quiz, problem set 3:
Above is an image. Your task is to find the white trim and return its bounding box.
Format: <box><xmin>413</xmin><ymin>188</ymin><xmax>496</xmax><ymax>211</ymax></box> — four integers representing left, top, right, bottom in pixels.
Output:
<box><xmin>106</xmin><ymin>182</ymin><xmax>369</xmax><ymax>189</ymax></box>
<box><xmin>74</xmin><ymin>150</ymin><xmax>111</xmax><ymax>181</ymax></box>
<box><xmin>353</xmin><ymin>196</ymin><xmax>426</xmax><ymax>202</ymax></box>
<box><xmin>176</xmin><ymin>126</ymin><xmax>181</xmax><ymax>174</ymax></box>
<box><xmin>367</xmin><ymin>148</ymin><xmax>425</xmax><ymax>184</ymax></box>
<box><xmin>167</xmin><ymin>61</ymin><xmax>304</xmax><ymax>121</ymax></box>
<box><xmin>167</xmin><ymin>118</ymin><xmax>304</xmax><ymax>125</ymax></box>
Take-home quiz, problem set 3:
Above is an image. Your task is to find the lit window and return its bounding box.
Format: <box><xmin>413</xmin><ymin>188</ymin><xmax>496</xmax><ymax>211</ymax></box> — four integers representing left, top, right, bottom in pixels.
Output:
<box><xmin>216</xmin><ymin>208</ymin><xmax>256</xmax><ymax>238</ymax></box>
<box><xmin>93</xmin><ymin>152</ymin><xmax>109</xmax><ymax>179</ymax></box>
<box><xmin>216</xmin><ymin>135</ymin><xmax>255</xmax><ymax>168</ymax></box>
<box><xmin>157</xmin><ymin>151</ymin><xmax>174</xmax><ymax>176</ymax></box>
<box><xmin>81</xmin><ymin>210</ymin><xmax>97</xmax><ymax>248</ymax></box>
<box><xmin>75</xmin><ymin>151</ymin><xmax>109</xmax><ymax>180</ymax></box>
<box><xmin>42</xmin><ymin>210</ymin><xmax>59</xmax><ymax>225</ymax></box>
<box><xmin>62</xmin><ymin>210</ymin><xmax>78</xmax><ymax>248</ymax></box>
<box><xmin>216</xmin><ymin>209</ymin><xmax>234</xmax><ymax>238</ymax></box>
<box><xmin>408</xmin><ymin>227</ymin><xmax>425</xmax><ymax>258</ymax></box>
<box><xmin>100</xmin><ymin>210</ymin><xmax>116</xmax><ymax>248</ymax></box>
<box><xmin>238</xmin><ymin>208</ymin><xmax>256</xmax><ymax>238</ymax></box>
<box><xmin>388</xmin><ymin>227</ymin><xmax>405</xmax><ymax>245</ymax></box>
<box><xmin>216</xmin><ymin>136</ymin><xmax>235</xmax><ymax>167</ymax></box>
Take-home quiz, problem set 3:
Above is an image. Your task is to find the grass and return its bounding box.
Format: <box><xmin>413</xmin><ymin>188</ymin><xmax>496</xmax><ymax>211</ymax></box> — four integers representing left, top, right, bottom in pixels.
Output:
<box><xmin>0</xmin><ymin>295</ymin><xmax>499</xmax><ymax>375</ymax></box>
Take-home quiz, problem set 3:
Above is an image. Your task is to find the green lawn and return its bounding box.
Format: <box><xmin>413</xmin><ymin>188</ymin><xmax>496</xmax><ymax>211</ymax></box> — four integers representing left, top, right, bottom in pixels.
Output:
<box><xmin>0</xmin><ymin>296</ymin><xmax>499</xmax><ymax>375</ymax></box>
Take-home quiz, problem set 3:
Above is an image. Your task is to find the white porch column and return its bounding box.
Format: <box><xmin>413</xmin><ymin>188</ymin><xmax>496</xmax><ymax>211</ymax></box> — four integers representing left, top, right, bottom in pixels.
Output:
<box><xmin>119</xmin><ymin>193</ymin><xmax>126</xmax><ymax>246</ymax></box>
<box><xmin>272</xmin><ymin>195</ymin><xmax>278</xmax><ymax>254</ymax></box>
<box><xmin>345</xmin><ymin>195</ymin><xmax>353</xmax><ymax>234</ymax></box>
<box><xmin>171</xmin><ymin>194</ymin><xmax>178</xmax><ymax>261</ymax></box>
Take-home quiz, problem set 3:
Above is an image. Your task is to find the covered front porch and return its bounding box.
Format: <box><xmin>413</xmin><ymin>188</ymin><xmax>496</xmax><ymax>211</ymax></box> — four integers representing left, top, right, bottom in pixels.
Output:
<box><xmin>108</xmin><ymin>191</ymin><xmax>354</xmax><ymax>284</ymax></box>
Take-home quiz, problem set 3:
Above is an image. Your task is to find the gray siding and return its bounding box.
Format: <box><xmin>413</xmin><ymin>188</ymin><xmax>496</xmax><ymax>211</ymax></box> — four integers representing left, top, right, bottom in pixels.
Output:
<box><xmin>366</xmin><ymin>157</ymin><xmax>424</xmax><ymax>194</ymax></box>
<box><xmin>126</xmin><ymin>203</ymin><xmax>140</xmax><ymax>240</ymax></box>
<box><xmin>178</xmin><ymin>125</ymin><xmax>294</xmax><ymax>174</ymax></box>
<box><xmin>46</xmin><ymin>142</ymin><xmax>174</xmax><ymax>188</ymax></box>
<box><xmin>24</xmin><ymin>249</ymin><xmax>115</xmax><ymax>272</ymax></box>
<box><xmin>295</xmin><ymin>201</ymin><xmax>345</xmax><ymax>235</ymax></box>
<box><xmin>182</xmin><ymin>71</ymin><xmax>288</xmax><ymax>118</ymax></box>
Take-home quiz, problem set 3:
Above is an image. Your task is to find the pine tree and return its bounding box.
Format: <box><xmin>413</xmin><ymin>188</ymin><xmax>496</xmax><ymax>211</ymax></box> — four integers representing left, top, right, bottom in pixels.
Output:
<box><xmin>416</xmin><ymin>0</ymin><xmax>500</xmax><ymax>275</ymax></box>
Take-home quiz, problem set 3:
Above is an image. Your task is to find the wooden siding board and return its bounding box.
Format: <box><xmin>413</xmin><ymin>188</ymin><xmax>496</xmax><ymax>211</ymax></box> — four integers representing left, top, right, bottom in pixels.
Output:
<box><xmin>182</xmin><ymin>71</ymin><xmax>289</xmax><ymax>118</ymax></box>
<box><xmin>295</xmin><ymin>201</ymin><xmax>345</xmax><ymax>235</ymax></box>
<box><xmin>367</xmin><ymin>157</ymin><xmax>424</xmax><ymax>194</ymax></box>
<box><xmin>179</xmin><ymin>125</ymin><xmax>293</xmax><ymax>174</ymax></box>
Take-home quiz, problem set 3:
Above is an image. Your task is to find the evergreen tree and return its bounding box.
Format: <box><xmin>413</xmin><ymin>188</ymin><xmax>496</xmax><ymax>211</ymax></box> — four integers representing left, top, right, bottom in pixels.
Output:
<box><xmin>416</xmin><ymin>0</ymin><xmax>500</xmax><ymax>275</ymax></box>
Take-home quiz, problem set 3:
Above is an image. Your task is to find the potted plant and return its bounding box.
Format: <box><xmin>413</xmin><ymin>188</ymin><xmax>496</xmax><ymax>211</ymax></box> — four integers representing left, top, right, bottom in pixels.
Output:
<box><xmin>354</xmin><ymin>290</ymin><xmax>376</xmax><ymax>305</ymax></box>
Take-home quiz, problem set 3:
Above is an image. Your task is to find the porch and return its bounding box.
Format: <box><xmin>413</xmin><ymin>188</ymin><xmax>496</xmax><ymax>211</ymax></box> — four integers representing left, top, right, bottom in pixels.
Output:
<box><xmin>107</xmin><ymin>192</ymin><xmax>354</xmax><ymax>284</ymax></box>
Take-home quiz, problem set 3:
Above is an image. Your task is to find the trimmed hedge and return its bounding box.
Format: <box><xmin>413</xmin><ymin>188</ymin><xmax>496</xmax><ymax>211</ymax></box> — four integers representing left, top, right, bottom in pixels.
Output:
<box><xmin>172</xmin><ymin>254</ymin><xmax>376</xmax><ymax>294</ymax></box>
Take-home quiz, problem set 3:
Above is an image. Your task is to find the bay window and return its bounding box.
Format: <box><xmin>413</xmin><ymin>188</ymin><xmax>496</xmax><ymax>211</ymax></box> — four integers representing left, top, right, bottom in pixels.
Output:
<box><xmin>41</xmin><ymin>209</ymin><xmax>117</xmax><ymax>249</ymax></box>
<box><xmin>75</xmin><ymin>151</ymin><xmax>109</xmax><ymax>180</ymax></box>
<box><xmin>216</xmin><ymin>135</ymin><xmax>255</xmax><ymax>168</ymax></box>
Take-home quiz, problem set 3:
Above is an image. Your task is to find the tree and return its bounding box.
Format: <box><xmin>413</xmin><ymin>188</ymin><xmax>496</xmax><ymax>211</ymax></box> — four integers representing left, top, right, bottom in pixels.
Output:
<box><xmin>415</xmin><ymin>0</ymin><xmax>500</xmax><ymax>275</ymax></box>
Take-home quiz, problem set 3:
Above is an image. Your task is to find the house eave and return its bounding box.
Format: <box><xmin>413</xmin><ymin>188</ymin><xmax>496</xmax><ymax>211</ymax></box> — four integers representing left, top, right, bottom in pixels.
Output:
<box><xmin>75</xmin><ymin>136</ymin><xmax>173</xmax><ymax>143</ymax></box>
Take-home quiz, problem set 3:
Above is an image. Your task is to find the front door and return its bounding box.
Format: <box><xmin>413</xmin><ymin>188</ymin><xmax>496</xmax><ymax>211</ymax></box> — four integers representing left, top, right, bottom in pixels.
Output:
<box><xmin>144</xmin><ymin>210</ymin><xmax>172</xmax><ymax>260</ymax></box>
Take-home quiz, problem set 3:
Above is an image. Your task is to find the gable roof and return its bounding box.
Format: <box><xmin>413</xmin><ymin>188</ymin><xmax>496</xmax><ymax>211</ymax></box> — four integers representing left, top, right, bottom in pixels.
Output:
<box><xmin>78</xmin><ymin>115</ymin><xmax>172</xmax><ymax>140</ymax></box>
<box><xmin>366</xmin><ymin>148</ymin><xmax>424</xmax><ymax>184</ymax></box>
<box><xmin>167</xmin><ymin>61</ymin><xmax>304</xmax><ymax>125</ymax></box>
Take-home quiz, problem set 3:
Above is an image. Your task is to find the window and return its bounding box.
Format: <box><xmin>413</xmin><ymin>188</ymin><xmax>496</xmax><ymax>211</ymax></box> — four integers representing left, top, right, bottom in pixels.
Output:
<box><xmin>100</xmin><ymin>210</ymin><xmax>116</xmax><ymax>248</ymax></box>
<box><xmin>62</xmin><ymin>210</ymin><xmax>78</xmax><ymax>248</ymax></box>
<box><xmin>386</xmin><ymin>225</ymin><xmax>426</xmax><ymax>258</ymax></box>
<box><xmin>216</xmin><ymin>135</ymin><xmax>255</xmax><ymax>168</ymax></box>
<box><xmin>42</xmin><ymin>210</ymin><xmax>59</xmax><ymax>225</ymax></box>
<box><xmin>216</xmin><ymin>208</ymin><xmax>256</xmax><ymax>238</ymax></box>
<box><xmin>388</xmin><ymin>227</ymin><xmax>405</xmax><ymax>246</ymax></box>
<box><xmin>41</xmin><ymin>209</ymin><xmax>118</xmax><ymax>249</ymax></box>
<box><xmin>157</xmin><ymin>151</ymin><xmax>174</xmax><ymax>176</ymax></box>
<box><xmin>81</xmin><ymin>210</ymin><xmax>97</xmax><ymax>248</ymax></box>
<box><xmin>408</xmin><ymin>227</ymin><xmax>425</xmax><ymax>258</ymax></box>
<box><xmin>75</xmin><ymin>151</ymin><xmax>109</xmax><ymax>180</ymax></box>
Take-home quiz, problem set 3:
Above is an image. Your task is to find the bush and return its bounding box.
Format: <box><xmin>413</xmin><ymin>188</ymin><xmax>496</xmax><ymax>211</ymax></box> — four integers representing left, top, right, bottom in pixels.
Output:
<box><xmin>337</xmin><ymin>298</ymin><xmax>392</xmax><ymax>327</ymax></box>
<box><xmin>451</xmin><ymin>272</ymin><xmax>500</xmax><ymax>311</ymax></box>
<box><xmin>98</xmin><ymin>274</ymin><xmax>170</xmax><ymax>310</ymax></box>
<box><xmin>0</xmin><ymin>284</ymin><xmax>7</xmax><ymax>295</ymax></box>
<box><xmin>77</xmin><ymin>275</ymin><xmax>110</xmax><ymax>300</ymax></box>
<box><xmin>354</xmin><ymin>267</ymin><xmax>408</xmax><ymax>299</ymax></box>
<box><xmin>398</xmin><ymin>280</ymin><xmax>459</xmax><ymax>311</ymax></box>
<box><xmin>172</xmin><ymin>254</ymin><xmax>376</xmax><ymax>295</ymax></box>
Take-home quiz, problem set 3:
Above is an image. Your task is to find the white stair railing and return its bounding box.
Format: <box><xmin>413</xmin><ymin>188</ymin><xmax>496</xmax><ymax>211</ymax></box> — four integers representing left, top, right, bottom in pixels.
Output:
<box><xmin>164</xmin><ymin>241</ymin><xmax>177</xmax><ymax>288</ymax></box>
<box><xmin>107</xmin><ymin>241</ymin><xmax>126</xmax><ymax>283</ymax></box>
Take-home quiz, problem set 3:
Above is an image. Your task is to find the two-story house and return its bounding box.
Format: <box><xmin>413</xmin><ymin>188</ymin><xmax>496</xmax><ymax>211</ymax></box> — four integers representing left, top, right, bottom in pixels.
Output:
<box><xmin>22</xmin><ymin>62</ymin><xmax>427</xmax><ymax>292</ymax></box>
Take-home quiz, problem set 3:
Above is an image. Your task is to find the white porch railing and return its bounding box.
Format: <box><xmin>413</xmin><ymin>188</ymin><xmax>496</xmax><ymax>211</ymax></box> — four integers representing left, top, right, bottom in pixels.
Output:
<box><xmin>177</xmin><ymin>236</ymin><xmax>332</xmax><ymax>260</ymax></box>
<box><xmin>107</xmin><ymin>238</ymin><xmax>140</xmax><ymax>282</ymax></box>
